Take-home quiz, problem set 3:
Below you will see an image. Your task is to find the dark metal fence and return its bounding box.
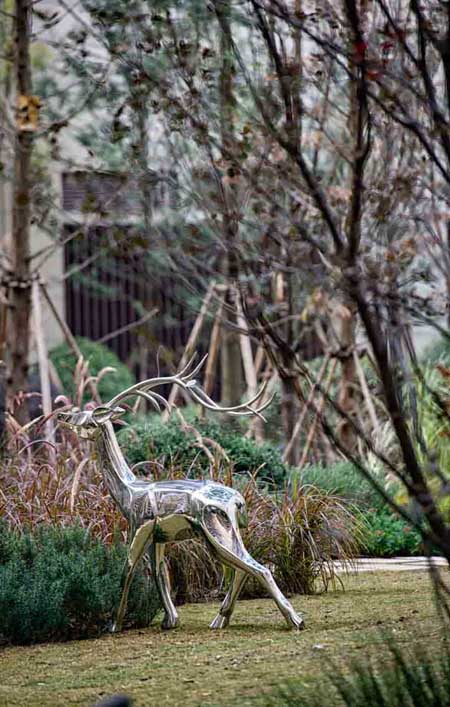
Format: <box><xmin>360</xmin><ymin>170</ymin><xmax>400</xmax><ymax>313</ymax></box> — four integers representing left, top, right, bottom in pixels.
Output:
<box><xmin>64</xmin><ymin>224</ymin><xmax>195</xmax><ymax>380</ymax></box>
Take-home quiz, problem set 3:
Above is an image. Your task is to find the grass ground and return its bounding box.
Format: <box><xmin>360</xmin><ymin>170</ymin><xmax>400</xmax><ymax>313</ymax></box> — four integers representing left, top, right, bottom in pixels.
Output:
<box><xmin>0</xmin><ymin>571</ymin><xmax>447</xmax><ymax>707</ymax></box>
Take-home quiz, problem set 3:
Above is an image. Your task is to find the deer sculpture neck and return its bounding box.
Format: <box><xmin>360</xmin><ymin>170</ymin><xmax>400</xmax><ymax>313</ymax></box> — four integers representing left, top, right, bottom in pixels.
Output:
<box><xmin>96</xmin><ymin>421</ymin><xmax>136</xmax><ymax>516</ymax></box>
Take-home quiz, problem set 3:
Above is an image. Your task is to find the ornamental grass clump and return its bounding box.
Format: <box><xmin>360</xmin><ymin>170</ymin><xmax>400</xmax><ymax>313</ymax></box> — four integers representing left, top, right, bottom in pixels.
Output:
<box><xmin>241</xmin><ymin>479</ymin><xmax>360</xmax><ymax>596</ymax></box>
<box><xmin>1</xmin><ymin>435</ymin><xmax>124</xmax><ymax>542</ymax></box>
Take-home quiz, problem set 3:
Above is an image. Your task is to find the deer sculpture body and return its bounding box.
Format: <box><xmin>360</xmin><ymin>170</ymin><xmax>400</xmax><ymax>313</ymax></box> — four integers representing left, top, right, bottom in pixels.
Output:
<box><xmin>58</xmin><ymin>357</ymin><xmax>304</xmax><ymax>632</ymax></box>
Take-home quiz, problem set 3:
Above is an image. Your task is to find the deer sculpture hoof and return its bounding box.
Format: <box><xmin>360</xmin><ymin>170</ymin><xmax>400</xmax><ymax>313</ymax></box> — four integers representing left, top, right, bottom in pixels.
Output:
<box><xmin>161</xmin><ymin>615</ymin><xmax>179</xmax><ymax>630</ymax></box>
<box><xmin>209</xmin><ymin>614</ymin><xmax>230</xmax><ymax>630</ymax></box>
<box><xmin>287</xmin><ymin>613</ymin><xmax>305</xmax><ymax>631</ymax></box>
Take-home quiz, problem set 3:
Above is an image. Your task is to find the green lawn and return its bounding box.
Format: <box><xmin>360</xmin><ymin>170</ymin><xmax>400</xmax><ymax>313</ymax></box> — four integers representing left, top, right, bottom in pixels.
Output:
<box><xmin>0</xmin><ymin>571</ymin><xmax>446</xmax><ymax>707</ymax></box>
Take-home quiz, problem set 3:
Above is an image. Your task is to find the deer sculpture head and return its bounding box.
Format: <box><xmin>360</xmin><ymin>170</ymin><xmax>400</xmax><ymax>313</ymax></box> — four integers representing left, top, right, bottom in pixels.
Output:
<box><xmin>57</xmin><ymin>406</ymin><xmax>126</xmax><ymax>439</ymax></box>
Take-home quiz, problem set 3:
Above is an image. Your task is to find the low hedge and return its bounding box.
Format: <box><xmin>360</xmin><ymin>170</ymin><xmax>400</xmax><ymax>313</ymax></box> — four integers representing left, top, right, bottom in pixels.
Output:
<box><xmin>0</xmin><ymin>524</ymin><xmax>160</xmax><ymax>645</ymax></box>
<box><xmin>119</xmin><ymin>417</ymin><xmax>290</xmax><ymax>486</ymax></box>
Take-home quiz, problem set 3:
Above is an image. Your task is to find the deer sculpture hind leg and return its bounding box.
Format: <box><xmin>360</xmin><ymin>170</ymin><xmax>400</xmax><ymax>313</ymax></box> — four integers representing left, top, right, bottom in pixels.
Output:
<box><xmin>210</xmin><ymin>568</ymin><xmax>248</xmax><ymax>629</ymax></box>
<box><xmin>151</xmin><ymin>543</ymin><xmax>179</xmax><ymax>630</ymax></box>
<box><xmin>202</xmin><ymin>507</ymin><xmax>304</xmax><ymax>630</ymax></box>
<box><xmin>111</xmin><ymin>519</ymin><xmax>156</xmax><ymax>633</ymax></box>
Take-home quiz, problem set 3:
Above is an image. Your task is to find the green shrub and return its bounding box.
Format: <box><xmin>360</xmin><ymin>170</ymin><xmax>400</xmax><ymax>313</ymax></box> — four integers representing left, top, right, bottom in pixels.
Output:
<box><xmin>119</xmin><ymin>417</ymin><xmax>290</xmax><ymax>485</ymax></box>
<box><xmin>359</xmin><ymin>508</ymin><xmax>423</xmax><ymax>557</ymax></box>
<box><xmin>0</xmin><ymin>524</ymin><xmax>160</xmax><ymax>645</ymax></box>
<box><xmin>298</xmin><ymin>462</ymin><xmax>385</xmax><ymax>510</ymax></box>
<box><xmin>50</xmin><ymin>336</ymin><xmax>135</xmax><ymax>404</ymax></box>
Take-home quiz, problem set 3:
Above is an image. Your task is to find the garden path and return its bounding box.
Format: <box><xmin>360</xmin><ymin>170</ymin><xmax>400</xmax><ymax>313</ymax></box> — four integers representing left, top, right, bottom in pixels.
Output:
<box><xmin>336</xmin><ymin>556</ymin><xmax>448</xmax><ymax>573</ymax></box>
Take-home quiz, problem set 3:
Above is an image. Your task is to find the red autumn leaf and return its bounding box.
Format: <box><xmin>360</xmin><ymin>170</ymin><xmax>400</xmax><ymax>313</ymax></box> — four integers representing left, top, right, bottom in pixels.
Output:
<box><xmin>353</xmin><ymin>40</ymin><xmax>367</xmax><ymax>64</ymax></box>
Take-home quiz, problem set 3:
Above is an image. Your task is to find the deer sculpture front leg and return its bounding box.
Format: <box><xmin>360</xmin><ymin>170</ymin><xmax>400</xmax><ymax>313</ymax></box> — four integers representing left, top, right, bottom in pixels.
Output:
<box><xmin>203</xmin><ymin>507</ymin><xmax>304</xmax><ymax>631</ymax></box>
<box><xmin>113</xmin><ymin>524</ymin><xmax>180</xmax><ymax>633</ymax></box>
<box><xmin>111</xmin><ymin>519</ymin><xmax>156</xmax><ymax>633</ymax></box>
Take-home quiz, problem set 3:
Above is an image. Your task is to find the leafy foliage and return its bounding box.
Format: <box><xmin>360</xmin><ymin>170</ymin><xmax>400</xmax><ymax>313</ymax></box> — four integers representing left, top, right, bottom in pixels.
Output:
<box><xmin>359</xmin><ymin>508</ymin><xmax>423</xmax><ymax>558</ymax></box>
<box><xmin>50</xmin><ymin>336</ymin><xmax>135</xmax><ymax>404</ymax></box>
<box><xmin>0</xmin><ymin>524</ymin><xmax>160</xmax><ymax>645</ymax></box>
<box><xmin>414</xmin><ymin>364</ymin><xmax>450</xmax><ymax>521</ymax></box>
<box><xmin>119</xmin><ymin>416</ymin><xmax>290</xmax><ymax>486</ymax></box>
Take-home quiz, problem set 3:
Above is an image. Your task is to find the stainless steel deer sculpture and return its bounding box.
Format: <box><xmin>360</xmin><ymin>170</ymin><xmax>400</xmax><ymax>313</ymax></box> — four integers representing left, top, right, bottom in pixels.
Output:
<box><xmin>58</xmin><ymin>356</ymin><xmax>304</xmax><ymax>632</ymax></box>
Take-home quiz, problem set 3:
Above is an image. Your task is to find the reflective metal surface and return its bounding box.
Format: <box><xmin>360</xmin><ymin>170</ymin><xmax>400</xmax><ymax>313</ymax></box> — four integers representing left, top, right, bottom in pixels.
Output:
<box><xmin>58</xmin><ymin>357</ymin><xmax>304</xmax><ymax>632</ymax></box>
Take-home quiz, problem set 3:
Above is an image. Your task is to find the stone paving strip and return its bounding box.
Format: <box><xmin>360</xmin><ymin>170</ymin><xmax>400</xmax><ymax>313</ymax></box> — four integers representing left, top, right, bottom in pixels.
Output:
<box><xmin>335</xmin><ymin>556</ymin><xmax>448</xmax><ymax>573</ymax></box>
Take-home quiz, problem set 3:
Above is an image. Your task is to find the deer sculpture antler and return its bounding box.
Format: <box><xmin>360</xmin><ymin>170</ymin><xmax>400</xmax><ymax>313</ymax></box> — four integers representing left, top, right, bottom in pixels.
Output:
<box><xmin>107</xmin><ymin>353</ymin><xmax>273</xmax><ymax>420</ymax></box>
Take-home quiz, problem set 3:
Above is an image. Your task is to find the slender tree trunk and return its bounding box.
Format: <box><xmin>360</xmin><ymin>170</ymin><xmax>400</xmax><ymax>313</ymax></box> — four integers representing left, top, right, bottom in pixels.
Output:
<box><xmin>277</xmin><ymin>264</ymin><xmax>301</xmax><ymax>465</ymax></box>
<box><xmin>0</xmin><ymin>0</ymin><xmax>12</xmax><ymax>243</ymax></box>
<box><xmin>334</xmin><ymin>300</ymin><xmax>359</xmax><ymax>453</ymax></box>
<box><xmin>280</xmin><ymin>376</ymin><xmax>301</xmax><ymax>465</ymax></box>
<box><xmin>215</xmin><ymin>0</ymin><xmax>243</xmax><ymax>407</ymax></box>
<box><xmin>0</xmin><ymin>360</ymin><xmax>6</xmax><ymax>454</ymax></box>
<box><xmin>9</xmin><ymin>0</ymin><xmax>33</xmax><ymax>422</ymax></box>
<box><xmin>447</xmin><ymin>222</ymin><xmax>450</xmax><ymax>331</ymax></box>
<box><xmin>135</xmin><ymin>94</ymin><xmax>152</xmax><ymax>238</ymax></box>
<box><xmin>337</xmin><ymin>3</ymin><xmax>368</xmax><ymax>452</ymax></box>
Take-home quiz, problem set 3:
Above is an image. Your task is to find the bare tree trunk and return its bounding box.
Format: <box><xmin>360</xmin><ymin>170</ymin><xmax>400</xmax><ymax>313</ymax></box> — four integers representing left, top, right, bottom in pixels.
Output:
<box><xmin>215</xmin><ymin>0</ymin><xmax>243</xmax><ymax>407</ymax></box>
<box><xmin>334</xmin><ymin>301</ymin><xmax>359</xmax><ymax>453</ymax></box>
<box><xmin>275</xmin><ymin>267</ymin><xmax>301</xmax><ymax>464</ymax></box>
<box><xmin>0</xmin><ymin>360</ymin><xmax>6</xmax><ymax>454</ymax></box>
<box><xmin>336</xmin><ymin>2</ymin><xmax>368</xmax><ymax>452</ymax></box>
<box><xmin>280</xmin><ymin>376</ymin><xmax>301</xmax><ymax>465</ymax></box>
<box><xmin>8</xmin><ymin>0</ymin><xmax>33</xmax><ymax>422</ymax></box>
<box><xmin>135</xmin><ymin>95</ymin><xmax>152</xmax><ymax>237</ymax></box>
<box><xmin>447</xmin><ymin>222</ymin><xmax>450</xmax><ymax>331</ymax></box>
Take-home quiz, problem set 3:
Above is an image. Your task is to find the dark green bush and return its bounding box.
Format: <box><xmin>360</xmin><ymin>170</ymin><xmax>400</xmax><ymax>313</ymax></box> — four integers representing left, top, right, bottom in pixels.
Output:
<box><xmin>359</xmin><ymin>507</ymin><xmax>423</xmax><ymax>557</ymax></box>
<box><xmin>119</xmin><ymin>417</ymin><xmax>290</xmax><ymax>485</ymax></box>
<box><xmin>0</xmin><ymin>524</ymin><xmax>160</xmax><ymax>645</ymax></box>
<box><xmin>50</xmin><ymin>336</ymin><xmax>135</xmax><ymax>403</ymax></box>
